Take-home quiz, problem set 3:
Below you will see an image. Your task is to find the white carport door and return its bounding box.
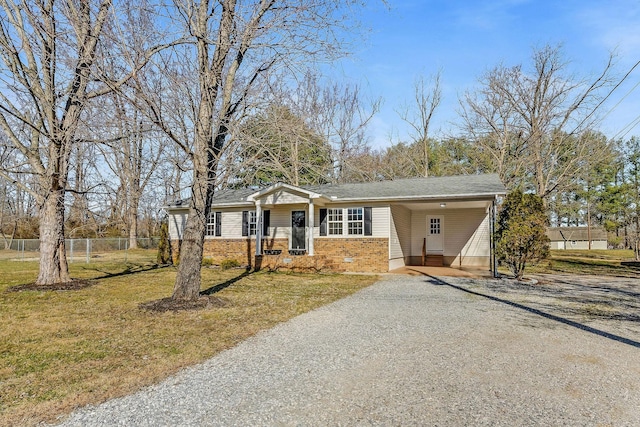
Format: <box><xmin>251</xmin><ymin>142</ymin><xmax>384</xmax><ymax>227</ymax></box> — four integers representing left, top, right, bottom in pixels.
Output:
<box><xmin>426</xmin><ymin>215</ymin><xmax>444</xmax><ymax>253</ymax></box>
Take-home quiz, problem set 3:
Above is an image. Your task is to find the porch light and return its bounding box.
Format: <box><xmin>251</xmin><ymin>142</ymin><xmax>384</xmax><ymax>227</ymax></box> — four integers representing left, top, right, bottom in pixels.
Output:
<box><xmin>440</xmin><ymin>203</ymin><xmax>446</xmax><ymax>208</ymax></box>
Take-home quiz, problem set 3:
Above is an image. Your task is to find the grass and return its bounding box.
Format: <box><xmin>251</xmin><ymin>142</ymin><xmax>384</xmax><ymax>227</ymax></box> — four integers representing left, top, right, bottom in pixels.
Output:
<box><xmin>0</xmin><ymin>250</ymin><xmax>378</xmax><ymax>426</ymax></box>
<box><xmin>527</xmin><ymin>249</ymin><xmax>640</xmax><ymax>278</ymax></box>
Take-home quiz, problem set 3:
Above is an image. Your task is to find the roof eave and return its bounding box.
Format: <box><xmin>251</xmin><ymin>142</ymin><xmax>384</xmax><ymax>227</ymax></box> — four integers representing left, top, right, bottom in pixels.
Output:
<box><xmin>327</xmin><ymin>191</ymin><xmax>505</xmax><ymax>203</ymax></box>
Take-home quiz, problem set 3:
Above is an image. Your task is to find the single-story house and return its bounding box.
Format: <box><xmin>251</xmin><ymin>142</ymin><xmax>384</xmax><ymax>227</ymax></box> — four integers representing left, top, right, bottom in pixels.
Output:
<box><xmin>166</xmin><ymin>174</ymin><xmax>506</xmax><ymax>273</ymax></box>
<box><xmin>547</xmin><ymin>227</ymin><xmax>608</xmax><ymax>250</ymax></box>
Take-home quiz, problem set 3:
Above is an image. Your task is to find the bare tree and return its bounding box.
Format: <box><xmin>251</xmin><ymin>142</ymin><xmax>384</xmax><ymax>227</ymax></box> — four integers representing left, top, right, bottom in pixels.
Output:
<box><xmin>95</xmin><ymin>92</ymin><xmax>166</xmax><ymax>248</ymax></box>
<box><xmin>397</xmin><ymin>71</ymin><xmax>442</xmax><ymax>177</ymax></box>
<box><xmin>0</xmin><ymin>0</ymin><xmax>163</xmax><ymax>284</ymax></box>
<box><xmin>460</xmin><ymin>45</ymin><xmax>616</xmax><ymax>200</ymax></box>
<box><xmin>459</xmin><ymin>65</ymin><xmax>527</xmax><ymax>187</ymax></box>
<box><xmin>0</xmin><ymin>0</ymin><xmax>116</xmax><ymax>284</ymax></box>
<box><xmin>130</xmin><ymin>0</ymin><xmax>366</xmax><ymax>302</ymax></box>
<box><xmin>308</xmin><ymin>78</ymin><xmax>381</xmax><ymax>183</ymax></box>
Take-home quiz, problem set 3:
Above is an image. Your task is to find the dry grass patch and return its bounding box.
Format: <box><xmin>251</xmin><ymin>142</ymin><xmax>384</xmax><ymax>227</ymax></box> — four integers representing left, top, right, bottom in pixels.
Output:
<box><xmin>0</xmin><ymin>252</ymin><xmax>377</xmax><ymax>426</ymax></box>
<box><xmin>528</xmin><ymin>249</ymin><xmax>640</xmax><ymax>278</ymax></box>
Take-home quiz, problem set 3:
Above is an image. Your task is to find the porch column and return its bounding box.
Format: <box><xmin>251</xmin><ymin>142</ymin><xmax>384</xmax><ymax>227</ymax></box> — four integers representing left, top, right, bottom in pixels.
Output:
<box><xmin>255</xmin><ymin>201</ymin><xmax>262</xmax><ymax>256</ymax></box>
<box><xmin>308</xmin><ymin>198</ymin><xmax>314</xmax><ymax>256</ymax></box>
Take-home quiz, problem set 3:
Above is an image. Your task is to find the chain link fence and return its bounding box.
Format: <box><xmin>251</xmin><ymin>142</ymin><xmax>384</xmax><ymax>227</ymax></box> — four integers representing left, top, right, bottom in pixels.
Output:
<box><xmin>1</xmin><ymin>238</ymin><xmax>159</xmax><ymax>263</ymax></box>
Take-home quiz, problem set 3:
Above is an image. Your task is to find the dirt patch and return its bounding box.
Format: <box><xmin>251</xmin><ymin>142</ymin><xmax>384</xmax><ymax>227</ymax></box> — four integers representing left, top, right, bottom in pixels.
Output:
<box><xmin>139</xmin><ymin>295</ymin><xmax>228</xmax><ymax>312</ymax></box>
<box><xmin>6</xmin><ymin>279</ymin><xmax>97</xmax><ymax>292</ymax></box>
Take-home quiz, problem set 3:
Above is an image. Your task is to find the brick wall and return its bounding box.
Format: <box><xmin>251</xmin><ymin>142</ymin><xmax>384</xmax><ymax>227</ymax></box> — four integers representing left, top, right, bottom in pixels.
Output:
<box><xmin>171</xmin><ymin>237</ymin><xmax>389</xmax><ymax>273</ymax></box>
<box><xmin>314</xmin><ymin>238</ymin><xmax>388</xmax><ymax>273</ymax></box>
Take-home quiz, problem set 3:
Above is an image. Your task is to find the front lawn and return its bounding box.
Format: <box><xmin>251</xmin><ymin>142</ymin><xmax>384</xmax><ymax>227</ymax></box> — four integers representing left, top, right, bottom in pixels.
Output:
<box><xmin>527</xmin><ymin>249</ymin><xmax>640</xmax><ymax>278</ymax></box>
<box><xmin>0</xmin><ymin>251</ymin><xmax>377</xmax><ymax>426</ymax></box>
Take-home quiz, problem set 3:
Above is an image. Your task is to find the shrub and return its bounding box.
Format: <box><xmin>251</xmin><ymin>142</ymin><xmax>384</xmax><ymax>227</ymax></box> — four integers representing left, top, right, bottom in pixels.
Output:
<box><xmin>220</xmin><ymin>258</ymin><xmax>240</xmax><ymax>270</ymax></box>
<box><xmin>495</xmin><ymin>190</ymin><xmax>550</xmax><ymax>280</ymax></box>
<box><xmin>156</xmin><ymin>221</ymin><xmax>172</xmax><ymax>265</ymax></box>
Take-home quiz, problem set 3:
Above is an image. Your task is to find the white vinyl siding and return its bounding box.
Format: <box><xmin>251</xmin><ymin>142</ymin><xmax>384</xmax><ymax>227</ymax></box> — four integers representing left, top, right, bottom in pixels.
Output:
<box><xmin>411</xmin><ymin>208</ymin><xmax>489</xmax><ymax>259</ymax></box>
<box><xmin>168</xmin><ymin>209</ymin><xmax>188</xmax><ymax>240</ymax></box>
<box><xmin>262</xmin><ymin>190</ymin><xmax>309</xmax><ymax>205</ymax></box>
<box><xmin>222</xmin><ymin>210</ymin><xmax>244</xmax><ymax>237</ymax></box>
<box><xmin>389</xmin><ymin>204</ymin><xmax>411</xmax><ymax>261</ymax></box>
<box><xmin>268</xmin><ymin>204</ymin><xmax>308</xmax><ymax>240</ymax></box>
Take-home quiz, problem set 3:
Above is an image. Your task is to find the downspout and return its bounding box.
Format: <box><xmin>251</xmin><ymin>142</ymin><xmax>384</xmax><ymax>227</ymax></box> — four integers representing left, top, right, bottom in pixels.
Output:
<box><xmin>255</xmin><ymin>201</ymin><xmax>262</xmax><ymax>256</ymax></box>
<box><xmin>492</xmin><ymin>198</ymin><xmax>498</xmax><ymax>278</ymax></box>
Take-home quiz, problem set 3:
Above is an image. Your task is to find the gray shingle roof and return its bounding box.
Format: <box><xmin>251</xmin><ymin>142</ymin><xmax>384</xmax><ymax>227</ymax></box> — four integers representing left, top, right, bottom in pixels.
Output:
<box><xmin>206</xmin><ymin>174</ymin><xmax>505</xmax><ymax>206</ymax></box>
<box><xmin>306</xmin><ymin>174</ymin><xmax>505</xmax><ymax>200</ymax></box>
<box><xmin>547</xmin><ymin>227</ymin><xmax>608</xmax><ymax>241</ymax></box>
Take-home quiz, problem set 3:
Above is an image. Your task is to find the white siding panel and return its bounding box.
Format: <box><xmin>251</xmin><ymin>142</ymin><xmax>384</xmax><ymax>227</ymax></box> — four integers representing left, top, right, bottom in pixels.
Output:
<box><xmin>410</xmin><ymin>211</ymin><xmax>428</xmax><ymax>256</ymax></box>
<box><xmin>550</xmin><ymin>241</ymin><xmax>564</xmax><ymax>250</ymax></box>
<box><xmin>269</xmin><ymin>205</ymin><xmax>296</xmax><ymax>240</ymax></box>
<box><xmin>448</xmin><ymin>209</ymin><xmax>490</xmax><ymax>265</ymax></box>
<box><xmin>562</xmin><ymin>240</ymin><xmax>608</xmax><ymax>250</ymax></box>
<box><xmin>262</xmin><ymin>190</ymin><xmax>308</xmax><ymax>205</ymax></box>
<box><xmin>372</xmin><ymin>205</ymin><xmax>389</xmax><ymax>238</ymax></box>
<box><xmin>222</xmin><ymin>210</ymin><xmax>244</xmax><ymax>238</ymax></box>
<box><xmin>168</xmin><ymin>209</ymin><xmax>188</xmax><ymax>240</ymax></box>
<box><xmin>390</xmin><ymin>205</ymin><xmax>411</xmax><ymax>261</ymax></box>
<box><xmin>410</xmin><ymin>208</ymin><xmax>489</xmax><ymax>259</ymax></box>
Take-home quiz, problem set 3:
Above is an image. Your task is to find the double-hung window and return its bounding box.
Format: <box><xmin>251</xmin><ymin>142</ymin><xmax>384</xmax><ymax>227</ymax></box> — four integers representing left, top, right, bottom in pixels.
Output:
<box><xmin>248</xmin><ymin>211</ymin><xmax>257</xmax><ymax>236</ymax></box>
<box><xmin>327</xmin><ymin>208</ymin><xmax>343</xmax><ymax>235</ymax></box>
<box><xmin>205</xmin><ymin>212</ymin><xmax>222</xmax><ymax>236</ymax></box>
<box><xmin>347</xmin><ymin>208</ymin><xmax>364</xmax><ymax>235</ymax></box>
<box><xmin>242</xmin><ymin>210</ymin><xmax>270</xmax><ymax>237</ymax></box>
<box><xmin>320</xmin><ymin>207</ymin><xmax>372</xmax><ymax>236</ymax></box>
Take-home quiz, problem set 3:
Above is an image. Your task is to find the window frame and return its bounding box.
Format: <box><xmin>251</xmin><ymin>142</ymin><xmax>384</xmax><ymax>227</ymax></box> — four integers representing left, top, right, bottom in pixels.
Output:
<box><xmin>347</xmin><ymin>207</ymin><xmax>364</xmax><ymax>235</ymax></box>
<box><xmin>205</xmin><ymin>211</ymin><xmax>222</xmax><ymax>237</ymax></box>
<box><xmin>319</xmin><ymin>207</ymin><xmax>372</xmax><ymax>237</ymax></box>
<box><xmin>327</xmin><ymin>208</ymin><xmax>343</xmax><ymax>236</ymax></box>
<box><xmin>248</xmin><ymin>211</ymin><xmax>257</xmax><ymax>236</ymax></box>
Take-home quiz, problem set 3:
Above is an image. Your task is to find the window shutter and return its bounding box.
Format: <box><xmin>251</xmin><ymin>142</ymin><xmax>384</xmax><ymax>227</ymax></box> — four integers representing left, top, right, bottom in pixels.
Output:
<box><xmin>262</xmin><ymin>210</ymin><xmax>270</xmax><ymax>236</ymax></box>
<box><xmin>364</xmin><ymin>207</ymin><xmax>372</xmax><ymax>236</ymax></box>
<box><xmin>242</xmin><ymin>211</ymin><xmax>249</xmax><ymax>236</ymax></box>
<box><xmin>215</xmin><ymin>212</ymin><xmax>222</xmax><ymax>236</ymax></box>
<box><xmin>319</xmin><ymin>208</ymin><xmax>327</xmax><ymax>236</ymax></box>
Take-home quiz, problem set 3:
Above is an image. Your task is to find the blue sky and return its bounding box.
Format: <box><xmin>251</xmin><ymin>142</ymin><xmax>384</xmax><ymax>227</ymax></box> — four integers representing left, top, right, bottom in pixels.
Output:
<box><xmin>334</xmin><ymin>0</ymin><xmax>640</xmax><ymax>148</ymax></box>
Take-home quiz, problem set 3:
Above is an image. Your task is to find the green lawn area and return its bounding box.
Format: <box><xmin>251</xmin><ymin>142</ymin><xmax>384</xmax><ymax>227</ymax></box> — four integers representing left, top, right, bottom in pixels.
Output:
<box><xmin>527</xmin><ymin>249</ymin><xmax>640</xmax><ymax>278</ymax></box>
<box><xmin>0</xmin><ymin>250</ymin><xmax>378</xmax><ymax>426</ymax></box>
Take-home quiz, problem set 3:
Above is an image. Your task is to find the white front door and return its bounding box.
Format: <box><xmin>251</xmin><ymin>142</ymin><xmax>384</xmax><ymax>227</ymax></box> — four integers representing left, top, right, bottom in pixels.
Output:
<box><xmin>426</xmin><ymin>215</ymin><xmax>444</xmax><ymax>253</ymax></box>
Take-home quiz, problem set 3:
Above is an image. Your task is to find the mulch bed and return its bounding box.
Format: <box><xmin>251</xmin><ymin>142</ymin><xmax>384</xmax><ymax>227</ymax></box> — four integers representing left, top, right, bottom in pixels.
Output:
<box><xmin>6</xmin><ymin>279</ymin><xmax>97</xmax><ymax>292</ymax></box>
<box><xmin>139</xmin><ymin>295</ymin><xmax>228</xmax><ymax>312</ymax></box>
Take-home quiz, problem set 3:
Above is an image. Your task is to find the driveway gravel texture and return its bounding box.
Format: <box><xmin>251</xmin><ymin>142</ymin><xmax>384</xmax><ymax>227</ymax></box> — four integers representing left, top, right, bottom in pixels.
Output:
<box><xmin>55</xmin><ymin>273</ymin><xmax>640</xmax><ymax>426</ymax></box>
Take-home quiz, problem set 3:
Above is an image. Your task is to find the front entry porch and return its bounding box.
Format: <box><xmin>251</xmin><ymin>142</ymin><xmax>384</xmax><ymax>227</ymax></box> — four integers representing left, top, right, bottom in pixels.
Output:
<box><xmin>389</xmin><ymin>199</ymin><xmax>497</xmax><ymax>273</ymax></box>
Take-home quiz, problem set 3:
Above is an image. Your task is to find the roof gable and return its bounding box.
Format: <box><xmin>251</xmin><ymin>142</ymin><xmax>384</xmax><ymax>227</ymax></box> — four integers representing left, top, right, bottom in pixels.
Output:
<box><xmin>247</xmin><ymin>183</ymin><xmax>327</xmax><ymax>205</ymax></box>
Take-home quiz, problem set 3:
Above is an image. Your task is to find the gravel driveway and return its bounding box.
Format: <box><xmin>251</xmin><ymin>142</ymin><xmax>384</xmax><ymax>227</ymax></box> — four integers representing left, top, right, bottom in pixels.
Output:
<box><xmin>56</xmin><ymin>274</ymin><xmax>640</xmax><ymax>426</ymax></box>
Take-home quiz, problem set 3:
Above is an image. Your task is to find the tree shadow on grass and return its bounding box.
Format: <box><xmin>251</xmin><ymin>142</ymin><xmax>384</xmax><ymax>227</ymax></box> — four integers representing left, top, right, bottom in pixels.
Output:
<box><xmin>425</xmin><ymin>275</ymin><xmax>640</xmax><ymax>349</ymax></box>
<box><xmin>200</xmin><ymin>269</ymin><xmax>253</xmax><ymax>295</ymax></box>
<box><xmin>82</xmin><ymin>262</ymin><xmax>169</xmax><ymax>280</ymax></box>
<box><xmin>6</xmin><ymin>263</ymin><xmax>169</xmax><ymax>292</ymax></box>
<box><xmin>140</xmin><ymin>269</ymin><xmax>253</xmax><ymax>312</ymax></box>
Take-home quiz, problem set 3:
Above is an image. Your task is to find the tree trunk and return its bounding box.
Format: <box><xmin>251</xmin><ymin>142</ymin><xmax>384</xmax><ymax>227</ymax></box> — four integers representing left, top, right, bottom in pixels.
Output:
<box><xmin>36</xmin><ymin>190</ymin><xmax>71</xmax><ymax>285</ymax></box>
<box><xmin>128</xmin><ymin>197</ymin><xmax>139</xmax><ymax>249</ymax></box>
<box><xmin>171</xmin><ymin>166</ymin><xmax>210</xmax><ymax>301</ymax></box>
